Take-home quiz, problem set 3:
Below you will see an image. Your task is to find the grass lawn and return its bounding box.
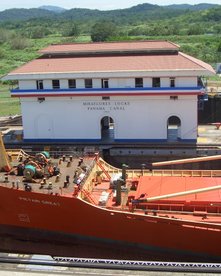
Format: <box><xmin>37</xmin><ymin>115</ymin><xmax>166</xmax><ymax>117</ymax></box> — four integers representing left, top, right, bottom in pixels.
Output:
<box><xmin>0</xmin><ymin>84</ymin><xmax>20</xmax><ymax>116</ymax></box>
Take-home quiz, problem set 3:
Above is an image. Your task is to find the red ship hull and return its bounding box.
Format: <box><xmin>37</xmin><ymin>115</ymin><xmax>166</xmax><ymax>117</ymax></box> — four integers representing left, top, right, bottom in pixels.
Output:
<box><xmin>0</xmin><ymin>186</ymin><xmax>221</xmax><ymax>261</ymax></box>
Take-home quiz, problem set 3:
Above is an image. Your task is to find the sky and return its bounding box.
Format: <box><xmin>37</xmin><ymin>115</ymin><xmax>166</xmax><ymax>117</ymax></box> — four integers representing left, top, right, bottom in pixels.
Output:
<box><xmin>0</xmin><ymin>0</ymin><xmax>220</xmax><ymax>11</ymax></box>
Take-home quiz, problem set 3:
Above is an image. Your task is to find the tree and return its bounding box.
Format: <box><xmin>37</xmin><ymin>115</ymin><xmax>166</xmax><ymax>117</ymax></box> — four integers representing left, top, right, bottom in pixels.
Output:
<box><xmin>0</xmin><ymin>28</ymin><xmax>10</xmax><ymax>44</ymax></box>
<box><xmin>30</xmin><ymin>26</ymin><xmax>46</xmax><ymax>39</ymax></box>
<box><xmin>62</xmin><ymin>23</ymin><xmax>80</xmax><ymax>38</ymax></box>
<box><xmin>10</xmin><ymin>35</ymin><xmax>30</xmax><ymax>50</ymax></box>
<box><xmin>0</xmin><ymin>49</ymin><xmax>5</xmax><ymax>58</ymax></box>
<box><xmin>91</xmin><ymin>21</ymin><xmax>117</xmax><ymax>42</ymax></box>
<box><xmin>213</xmin><ymin>24</ymin><xmax>221</xmax><ymax>34</ymax></box>
<box><xmin>218</xmin><ymin>41</ymin><xmax>221</xmax><ymax>53</ymax></box>
<box><xmin>187</xmin><ymin>24</ymin><xmax>204</xmax><ymax>35</ymax></box>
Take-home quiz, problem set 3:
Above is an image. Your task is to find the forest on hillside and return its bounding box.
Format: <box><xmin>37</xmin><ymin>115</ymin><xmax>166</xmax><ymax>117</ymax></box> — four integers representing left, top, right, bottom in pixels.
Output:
<box><xmin>0</xmin><ymin>3</ymin><xmax>221</xmax><ymax>78</ymax></box>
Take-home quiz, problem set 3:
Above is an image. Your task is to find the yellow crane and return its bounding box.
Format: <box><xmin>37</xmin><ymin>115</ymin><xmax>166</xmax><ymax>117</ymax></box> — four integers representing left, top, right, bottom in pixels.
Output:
<box><xmin>0</xmin><ymin>132</ymin><xmax>11</xmax><ymax>172</ymax></box>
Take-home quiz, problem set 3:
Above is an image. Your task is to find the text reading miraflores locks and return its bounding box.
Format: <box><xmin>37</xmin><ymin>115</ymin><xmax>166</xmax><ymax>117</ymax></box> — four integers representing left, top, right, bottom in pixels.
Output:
<box><xmin>83</xmin><ymin>101</ymin><xmax>130</xmax><ymax>111</ymax></box>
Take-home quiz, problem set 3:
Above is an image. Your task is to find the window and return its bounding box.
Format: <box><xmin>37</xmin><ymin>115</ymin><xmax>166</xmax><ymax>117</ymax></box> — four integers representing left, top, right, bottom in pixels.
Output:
<box><xmin>68</xmin><ymin>79</ymin><xmax>76</xmax><ymax>89</ymax></box>
<box><xmin>36</xmin><ymin>80</ymin><xmax>44</xmax><ymax>90</ymax></box>
<box><xmin>85</xmin><ymin>79</ymin><xmax>93</xmax><ymax>88</ymax></box>
<box><xmin>197</xmin><ymin>77</ymin><xmax>204</xmax><ymax>87</ymax></box>
<box><xmin>52</xmin><ymin>80</ymin><xmax>60</xmax><ymax>89</ymax></box>
<box><xmin>102</xmin><ymin>79</ymin><xmax>109</xmax><ymax>88</ymax></box>
<box><xmin>38</xmin><ymin>97</ymin><xmax>45</xmax><ymax>103</ymax></box>
<box><xmin>170</xmin><ymin>96</ymin><xmax>178</xmax><ymax>100</ymax></box>
<box><xmin>152</xmin><ymin>78</ymin><xmax>161</xmax><ymax>87</ymax></box>
<box><xmin>170</xmin><ymin>78</ymin><xmax>175</xmax><ymax>88</ymax></box>
<box><xmin>135</xmin><ymin>78</ymin><xmax>143</xmax><ymax>88</ymax></box>
<box><xmin>102</xmin><ymin>96</ymin><xmax>110</xmax><ymax>100</ymax></box>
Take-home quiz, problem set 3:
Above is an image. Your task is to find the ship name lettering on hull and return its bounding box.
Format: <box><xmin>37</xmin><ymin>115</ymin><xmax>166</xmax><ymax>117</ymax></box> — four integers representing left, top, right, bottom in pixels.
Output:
<box><xmin>19</xmin><ymin>197</ymin><xmax>60</xmax><ymax>207</ymax></box>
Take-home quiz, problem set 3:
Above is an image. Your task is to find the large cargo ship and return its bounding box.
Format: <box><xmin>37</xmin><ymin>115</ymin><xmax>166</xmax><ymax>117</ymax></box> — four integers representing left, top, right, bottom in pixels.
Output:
<box><xmin>1</xmin><ymin>141</ymin><xmax>221</xmax><ymax>261</ymax></box>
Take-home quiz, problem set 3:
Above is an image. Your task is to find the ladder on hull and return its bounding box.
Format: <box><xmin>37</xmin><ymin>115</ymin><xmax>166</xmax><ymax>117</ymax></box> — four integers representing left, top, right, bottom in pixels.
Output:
<box><xmin>81</xmin><ymin>189</ymin><xmax>97</xmax><ymax>205</ymax></box>
<box><xmin>96</xmin><ymin>160</ymin><xmax>111</xmax><ymax>180</ymax></box>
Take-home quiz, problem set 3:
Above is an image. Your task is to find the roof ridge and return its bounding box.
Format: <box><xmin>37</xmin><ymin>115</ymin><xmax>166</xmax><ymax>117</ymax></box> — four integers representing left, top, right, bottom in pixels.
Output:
<box><xmin>39</xmin><ymin>41</ymin><xmax>179</xmax><ymax>55</ymax></box>
<box><xmin>49</xmin><ymin>40</ymin><xmax>172</xmax><ymax>46</ymax></box>
<box><xmin>179</xmin><ymin>52</ymin><xmax>215</xmax><ymax>74</ymax></box>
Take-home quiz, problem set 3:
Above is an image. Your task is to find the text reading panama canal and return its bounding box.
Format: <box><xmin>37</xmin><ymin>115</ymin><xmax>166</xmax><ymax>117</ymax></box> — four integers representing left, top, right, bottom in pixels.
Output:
<box><xmin>83</xmin><ymin>101</ymin><xmax>130</xmax><ymax>111</ymax></box>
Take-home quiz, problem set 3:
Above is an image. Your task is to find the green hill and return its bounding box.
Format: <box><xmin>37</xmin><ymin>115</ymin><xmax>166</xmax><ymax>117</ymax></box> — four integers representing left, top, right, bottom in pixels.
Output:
<box><xmin>0</xmin><ymin>3</ymin><xmax>220</xmax><ymax>24</ymax></box>
<box><xmin>0</xmin><ymin>2</ymin><xmax>220</xmax><ymax>80</ymax></box>
<box><xmin>39</xmin><ymin>5</ymin><xmax>66</xmax><ymax>13</ymax></box>
<box><xmin>0</xmin><ymin>8</ymin><xmax>55</xmax><ymax>22</ymax></box>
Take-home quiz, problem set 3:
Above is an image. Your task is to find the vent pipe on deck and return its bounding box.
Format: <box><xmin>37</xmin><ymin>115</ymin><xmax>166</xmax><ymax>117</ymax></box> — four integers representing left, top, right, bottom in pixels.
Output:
<box><xmin>116</xmin><ymin>179</ymin><xmax>124</xmax><ymax>206</ymax></box>
<box><xmin>122</xmin><ymin>164</ymin><xmax>128</xmax><ymax>183</ymax></box>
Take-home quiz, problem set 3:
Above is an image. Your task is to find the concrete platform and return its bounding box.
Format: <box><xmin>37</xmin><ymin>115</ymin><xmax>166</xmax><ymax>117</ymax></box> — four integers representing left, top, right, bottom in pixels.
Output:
<box><xmin>0</xmin><ymin>253</ymin><xmax>220</xmax><ymax>276</ymax></box>
<box><xmin>0</xmin><ymin>269</ymin><xmax>220</xmax><ymax>276</ymax></box>
<box><xmin>2</xmin><ymin>124</ymin><xmax>221</xmax><ymax>146</ymax></box>
<box><xmin>198</xmin><ymin>125</ymin><xmax>221</xmax><ymax>144</ymax></box>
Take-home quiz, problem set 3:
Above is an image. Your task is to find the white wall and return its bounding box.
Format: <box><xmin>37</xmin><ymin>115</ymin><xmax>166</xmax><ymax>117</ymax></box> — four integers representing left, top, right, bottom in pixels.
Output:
<box><xmin>21</xmin><ymin>95</ymin><xmax>197</xmax><ymax>141</ymax></box>
<box><xmin>93</xmin><ymin>79</ymin><xmax>101</xmax><ymax>89</ymax></box>
<box><xmin>18</xmin><ymin>76</ymin><xmax>199</xmax><ymax>90</ymax></box>
<box><xmin>19</xmin><ymin>80</ymin><xmax>36</xmax><ymax>89</ymax></box>
<box><xmin>76</xmin><ymin>79</ymin><xmax>85</xmax><ymax>89</ymax></box>
<box><xmin>43</xmin><ymin>80</ymin><xmax>52</xmax><ymax>89</ymax></box>
<box><xmin>176</xmin><ymin>77</ymin><xmax>197</xmax><ymax>87</ymax></box>
<box><xmin>143</xmin><ymin>78</ymin><xmax>152</xmax><ymax>87</ymax></box>
<box><xmin>161</xmin><ymin>78</ymin><xmax>169</xmax><ymax>87</ymax></box>
<box><xmin>60</xmin><ymin>79</ymin><xmax>68</xmax><ymax>89</ymax></box>
<box><xmin>110</xmin><ymin>78</ymin><xmax>134</xmax><ymax>88</ymax></box>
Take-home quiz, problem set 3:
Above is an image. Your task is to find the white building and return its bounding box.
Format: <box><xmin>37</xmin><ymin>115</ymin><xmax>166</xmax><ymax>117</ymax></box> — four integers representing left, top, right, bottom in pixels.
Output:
<box><xmin>4</xmin><ymin>41</ymin><xmax>215</xmax><ymax>143</ymax></box>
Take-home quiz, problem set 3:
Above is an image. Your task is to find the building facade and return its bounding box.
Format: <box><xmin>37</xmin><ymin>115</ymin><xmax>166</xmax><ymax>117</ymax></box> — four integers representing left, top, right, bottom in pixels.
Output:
<box><xmin>4</xmin><ymin>41</ymin><xmax>215</xmax><ymax>143</ymax></box>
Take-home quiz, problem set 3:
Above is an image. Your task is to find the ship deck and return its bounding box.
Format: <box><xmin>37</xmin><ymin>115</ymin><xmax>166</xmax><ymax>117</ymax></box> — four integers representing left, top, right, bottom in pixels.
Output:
<box><xmin>80</xmin><ymin>174</ymin><xmax>221</xmax><ymax>225</ymax></box>
<box><xmin>0</xmin><ymin>154</ymin><xmax>95</xmax><ymax>197</ymax></box>
<box><xmin>136</xmin><ymin>175</ymin><xmax>221</xmax><ymax>203</ymax></box>
<box><xmin>1</xmin><ymin>151</ymin><xmax>221</xmax><ymax>225</ymax></box>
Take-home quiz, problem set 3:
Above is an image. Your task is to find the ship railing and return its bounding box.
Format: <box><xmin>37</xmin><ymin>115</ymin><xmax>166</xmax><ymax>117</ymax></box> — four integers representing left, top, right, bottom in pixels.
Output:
<box><xmin>125</xmin><ymin>169</ymin><xmax>221</xmax><ymax>178</ymax></box>
<box><xmin>151</xmin><ymin>169</ymin><xmax>221</xmax><ymax>177</ymax></box>
<box><xmin>107</xmin><ymin>202</ymin><xmax>221</xmax><ymax>216</ymax></box>
<box><xmin>94</xmin><ymin>158</ymin><xmax>221</xmax><ymax>178</ymax></box>
<box><xmin>98</xmin><ymin>158</ymin><xmax>121</xmax><ymax>175</ymax></box>
<box><xmin>129</xmin><ymin>205</ymin><xmax>221</xmax><ymax>216</ymax></box>
<box><xmin>6</xmin><ymin>149</ymin><xmax>99</xmax><ymax>160</ymax></box>
<box><xmin>5</xmin><ymin>149</ymin><xmax>29</xmax><ymax>161</ymax></box>
<box><xmin>105</xmin><ymin>169</ymin><xmax>221</xmax><ymax>178</ymax></box>
<box><xmin>78</xmin><ymin>158</ymin><xmax>98</xmax><ymax>196</ymax></box>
